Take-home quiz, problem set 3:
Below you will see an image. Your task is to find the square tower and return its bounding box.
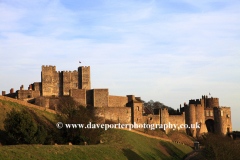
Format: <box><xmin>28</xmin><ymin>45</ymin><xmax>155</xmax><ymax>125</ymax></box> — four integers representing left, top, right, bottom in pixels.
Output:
<box><xmin>78</xmin><ymin>66</ymin><xmax>91</xmax><ymax>89</ymax></box>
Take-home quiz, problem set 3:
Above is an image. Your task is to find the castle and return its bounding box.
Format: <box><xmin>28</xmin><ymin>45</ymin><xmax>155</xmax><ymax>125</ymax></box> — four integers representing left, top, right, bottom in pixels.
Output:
<box><xmin>2</xmin><ymin>65</ymin><xmax>232</xmax><ymax>137</ymax></box>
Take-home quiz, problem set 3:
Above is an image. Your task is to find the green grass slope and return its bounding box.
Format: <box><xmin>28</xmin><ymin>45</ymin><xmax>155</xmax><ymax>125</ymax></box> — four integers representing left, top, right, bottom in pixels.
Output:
<box><xmin>0</xmin><ymin>129</ymin><xmax>193</xmax><ymax>160</ymax></box>
<box><xmin>0</xmin><ymin>99</ymin><xmax>193</xmax><ymax>160</ymax></box>
<box><xmin>0</xmin><ymin>99</ymin><xmax>57</xmax><ymax>144</ymax></box>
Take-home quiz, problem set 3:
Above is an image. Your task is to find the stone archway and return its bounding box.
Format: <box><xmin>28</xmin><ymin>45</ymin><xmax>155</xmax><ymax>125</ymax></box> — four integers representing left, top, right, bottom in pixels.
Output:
<box><xmin>205</xmin><ymin>119</ymin><xmax>214</xmax><ymax>133</ymax></box>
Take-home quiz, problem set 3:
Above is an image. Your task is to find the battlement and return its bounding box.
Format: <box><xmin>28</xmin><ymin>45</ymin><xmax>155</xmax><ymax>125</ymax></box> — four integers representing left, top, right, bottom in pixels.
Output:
<box><xmin>209</xmin><ymin>97</ymin><xmax>219</xmax><ymax>100</ymax></box>
<box><xmin>189</xmin><ymin>99</ymin><xmax>201</xmax><ymax>104</ymax></box>
<box><xmin>219</xmin><ymin>106</ymin><xmax>231</xmax><ymax>109</ymax></box>
<box><xmin>42</xmin><ymin>65</ymin><xmax>56</xmax><ymax>71</ymax></box>
<box><xmin>62</xmin><ymin>71</ymin><xmax>72</xmax><ymax>73</ymax></box>
<box><xmin>82</xmin><ymin>66</ymin><xmax>90</xmax><ymax>69</ymax></box>
<box><xmin>79</xmin><ymin>66</ymin><xmax>90</xmax><ymax>71</ymax></box>
<box><xmin>202</xmin><ymin>95</ymin><xmax>219</xmax><ymax>100</ymax></box>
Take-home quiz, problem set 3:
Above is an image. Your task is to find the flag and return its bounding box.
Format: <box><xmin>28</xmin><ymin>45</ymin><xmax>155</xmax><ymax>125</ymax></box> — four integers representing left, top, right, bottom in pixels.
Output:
<box><xmin>79</xmin><ymin>61</ymin><xmax>81</xmax><ymax>63</ymax></box>
<box><xmin>209</xmin><ymin>92</ymin><xmax>211</xmax><ymax>96</ymax></box>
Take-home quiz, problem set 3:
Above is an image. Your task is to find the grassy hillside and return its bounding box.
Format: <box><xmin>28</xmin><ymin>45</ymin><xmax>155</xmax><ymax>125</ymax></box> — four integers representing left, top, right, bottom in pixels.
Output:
<box><xmin>0</xmin><ymin>98</ymin><xmax>193</xmax><ymax>159</ymax></box>
<box><xmin>0</xmin><ymin>99</ymin><xmax>57</xmax><ymax>145</ymax></box>
<box><xmin>0</xmin><ymin>99</ymin><xmax>57</xmax><ymax>129</ymax></box>
<box><xmin>0</xmin><ymin>129</ymin><xmax>193</xmax><ymax>160</ymax></box>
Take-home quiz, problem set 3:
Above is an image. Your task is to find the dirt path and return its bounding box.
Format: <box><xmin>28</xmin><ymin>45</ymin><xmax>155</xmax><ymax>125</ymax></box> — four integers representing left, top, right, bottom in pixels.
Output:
<box><xmin>117</xmin><ymin>128</ymin><xmax>173</xmax><ymax>142</ymax></box>
<box><xmin>183</xmin><ymin>149</ymin><xmax>204</xmax><ymax>160</ymax></box>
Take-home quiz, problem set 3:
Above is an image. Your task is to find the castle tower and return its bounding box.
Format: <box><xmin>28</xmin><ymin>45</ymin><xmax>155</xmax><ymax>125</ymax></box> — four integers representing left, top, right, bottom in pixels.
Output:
<box><xmin>185</xmin><ymin>100</ymin><xmax>196</xmax><ymax>137</ymax></box>
<box><xmin>206</xmin><ymin>97</ymin><xmax>219</xmax><ymax>108</ymax></box>
<box><xmin>78</xmin><ymin>66</ymin><xmax>91</xmax><ymax>89</ymax></box>
<box><xmin>41</xmin><ymin>65</ymin><xmax>57</xmax><ymax>96</ymax></box>
<box><xmin>196</xmin><ymin>99</ymin><xmax>208</xmax><ymax>136</ymax></box>
<box><xmin>214</xmin><ymin>107</ymin><xmax>232</xmax><ymax>135</ymax></box>
<box><xmin>160</xmin><ymin>108</ymin><xmax>169</xmax><ymax>134</ymax></box>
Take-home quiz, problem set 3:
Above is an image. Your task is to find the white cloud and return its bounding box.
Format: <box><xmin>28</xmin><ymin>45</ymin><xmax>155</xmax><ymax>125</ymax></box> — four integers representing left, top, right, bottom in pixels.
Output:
<box><xmin>0</xmin><ymin>0</ymin><xmax>239</xmax><ymax>130</ymax></box>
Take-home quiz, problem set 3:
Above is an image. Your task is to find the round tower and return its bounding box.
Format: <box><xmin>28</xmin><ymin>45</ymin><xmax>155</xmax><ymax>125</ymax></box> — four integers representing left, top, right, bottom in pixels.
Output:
<box><xmin>214</xmin><ymin>107</ymin><xmax>232</xmax><ymax>135</ymax></box>
<box><xmin>195</xmin><ymin>102</ymin><xmax>208</xmax><ymax>136</ymax></box>
<box><xmin>187</xmin><ymin>100</ymin><xmax>196</xmax><ymax>137</ymax></box>
<box><xmin>160</xmin><ymin>108</ymin><xmax>169</xmax><ymax>134</ymax></box>
<box><xmin>206</xmin><ymin>98</ymin><xmax>219</xmax><ymax>108</ymax></box>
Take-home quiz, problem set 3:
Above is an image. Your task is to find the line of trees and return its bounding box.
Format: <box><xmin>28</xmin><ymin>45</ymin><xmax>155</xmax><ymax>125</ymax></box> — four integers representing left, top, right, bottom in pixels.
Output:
<box><xmin>142</xmin><ymin>100</ymin><xmax>179</xmax><ymax>115</ymax></box>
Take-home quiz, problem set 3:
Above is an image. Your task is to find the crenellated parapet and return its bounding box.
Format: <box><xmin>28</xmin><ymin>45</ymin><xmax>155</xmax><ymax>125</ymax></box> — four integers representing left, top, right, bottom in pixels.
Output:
<box><xmin>42</xmin><ymin>65</ymin><xmax>56</xmax><ymax>72</ymax></box>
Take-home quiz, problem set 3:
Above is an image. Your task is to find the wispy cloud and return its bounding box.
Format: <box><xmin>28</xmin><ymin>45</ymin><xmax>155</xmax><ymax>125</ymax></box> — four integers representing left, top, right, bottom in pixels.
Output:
<box><xmin>0</xmin><ymin>0</ymin><xmax>240</xmax><ymax>129</ymax></box>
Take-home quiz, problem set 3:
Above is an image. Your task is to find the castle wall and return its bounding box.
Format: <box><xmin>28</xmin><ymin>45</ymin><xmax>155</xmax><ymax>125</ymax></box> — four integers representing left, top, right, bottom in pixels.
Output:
<box><xmin>168</xmin><ymin>113</ymin><xmax>185</xmax><ymax>131</ymax></box>
<box><xmin>94</xmin><ymin>107</ymin><xmax>132</xmax><ymax>124</ymax></box>
<box><xmin>49</xmin><ymin>98</ymin><xmax>59</xmax><ymax>110</ymax></box>
<box><xmin>33</xmin><ymin>82</ymin><xmax>42</xmax><ymax>92</ymax></box>
<box><xmin>108</xmin><ymin>95</ymin><xmax>128</xmax><ymax>107</ymax></box>
<box><xmin>145</xmin><ymin>114</ymin><xmax>160</xmax><ymax>125</ymax></box>
<box><xmin>127</xmin><ymin>95</ymin><xmax>135</xmax><ymax>102</ymax></box>
<box><xmin>35</xmin><ymin>97</ymin><xmax>49</xmax><ymax>108</ymax></box>
<box><xmin>93</xmin><ymin>89</ymin><xmax>108</xmax><ymax>107</ymax></box>
<box><xmin>86</xmin><ymin>89</ymin><xmax>93</xmax><ymax>106</ymax></box>
<box><xmin>70</xmin><ymin>89</ymin><xmax>86</xmax><ymax>106</ymax></box>
<box><xmin>17</xmin><ymin>90</ymin><xmax>33</xmax><ymax>99</ymax></box>
<box><xmin>32</xmin><ymin>90</ymin><xmax>40</xmax><ymax>98</ymax></box>
<box><xmin>17</xmin><ymin>90</ymin><xmax>40</xmax><ymax>99</ymax></box>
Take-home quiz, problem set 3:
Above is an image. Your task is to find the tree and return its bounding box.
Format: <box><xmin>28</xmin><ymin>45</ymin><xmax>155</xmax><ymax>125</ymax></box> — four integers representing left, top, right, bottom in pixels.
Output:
<box><xmin>143</xmin><ymin>100</ymin><xmax>178</xmax><ymax>115</ymax></box>
<box><xmin>55</xmin><ymin>97</ymin><xmax>103</xmax><ymax>145</ymax></box>
<box><xmin>4</xmin><ymin>108</ymin><xmax>47</xmax><ymax>144</ymax></box>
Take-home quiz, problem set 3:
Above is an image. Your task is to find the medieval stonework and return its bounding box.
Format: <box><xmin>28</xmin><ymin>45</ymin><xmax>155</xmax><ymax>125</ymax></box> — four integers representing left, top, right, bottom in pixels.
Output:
<box><xmin>2</xmin><ymin>65</ymin><xmax>232</xmax><ymax>137</ymax></box>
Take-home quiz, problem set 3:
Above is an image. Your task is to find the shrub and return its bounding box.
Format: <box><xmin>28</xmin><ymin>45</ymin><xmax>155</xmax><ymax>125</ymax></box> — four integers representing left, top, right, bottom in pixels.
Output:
<box><xmin>199</xmin><ymin>133</ymin><xmax>240</xmax><ymax>160</ymax></box>
<box><xmin>4</xmin><ymin>108</ymin><xmax>47</xmax><ymax>144</ymax></box>
<box><xmin>55</xmin><ymin>97</ymin><xmax>104</xmax><ymax>145</ymax></box>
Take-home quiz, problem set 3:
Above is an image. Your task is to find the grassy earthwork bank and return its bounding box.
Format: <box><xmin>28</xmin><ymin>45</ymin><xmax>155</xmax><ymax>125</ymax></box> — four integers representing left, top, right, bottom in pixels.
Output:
<box><xmin>0</xmin><ymin>129</ymin><xmax>193</xmax><ymax>160</ymax></box>
<box><xmin>0</xmin><ymin>98</ymin><xmax>193</xmax><ymax>160</ymax></box>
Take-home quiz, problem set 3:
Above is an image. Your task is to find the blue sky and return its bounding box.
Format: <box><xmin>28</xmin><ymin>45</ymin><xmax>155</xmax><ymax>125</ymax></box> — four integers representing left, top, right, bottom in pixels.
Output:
<box><xmin>0</xmin><ymin>0</ymin><xmax>240</xmax><ymax>130</ymax></box>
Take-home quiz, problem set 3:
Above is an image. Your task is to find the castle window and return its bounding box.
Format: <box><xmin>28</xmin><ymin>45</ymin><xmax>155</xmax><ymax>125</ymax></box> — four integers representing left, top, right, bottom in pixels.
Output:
<box><xmin>210</xmin><ymin>111</ymin><xmax>213</xmax><ymax>116</ymax></box>
<box><xmin>206</xmin><ymin>110</ymin><xmax>209</xmax><ymax>116</ymax></box>
<box><xmin>73</xmin><ymin>83</ymin><xmax>77</xmax><ymax>88</ymax></box>
<box><xmin>150</xmin><ymin>117</ymin><xmax>152</xmax><ymax>120</ymax></box>
<box><xmin>221</xmin><ymin>110</ymin><xmax>223</xmax><ymax>116</ymax></box>
<box><xmin>137</xmin><ymin>106</ymin><xmax>139</xmax><ymax>111</ymax></box>
<box><xmin>57</xmin><ymin>83</ymin><xmax>60</xmax><ymax>87</ymax></box>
